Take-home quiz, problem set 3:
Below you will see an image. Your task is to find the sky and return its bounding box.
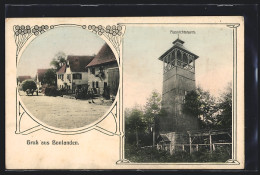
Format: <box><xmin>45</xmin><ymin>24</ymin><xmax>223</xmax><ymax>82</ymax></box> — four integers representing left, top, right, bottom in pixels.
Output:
<box><xmin>17</xmin><ymin>26</ymin><xmax>105</xmax><ymax>77</ymax></box>
<box><xmin>123</xmin><ymin>24</ymin><xmax>233</xmax><ymax>108</ymax></box>
<box><xmin>16</xmin><ymin>24</ymin><xmax>234</xmax><ymax>109</ymax></box>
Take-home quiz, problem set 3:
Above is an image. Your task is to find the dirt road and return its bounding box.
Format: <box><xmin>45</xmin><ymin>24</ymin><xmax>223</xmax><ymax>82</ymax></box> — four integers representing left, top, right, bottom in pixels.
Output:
<box><xmin>20</xmin><ymin>93</ymin><xmax>110</xmax><ymax>129</ymax></box>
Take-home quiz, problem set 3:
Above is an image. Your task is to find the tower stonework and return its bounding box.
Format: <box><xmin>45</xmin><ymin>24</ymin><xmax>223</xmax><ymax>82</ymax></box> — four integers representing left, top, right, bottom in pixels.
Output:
<box><xmin>158</xmin><ymin>39</ymin><xmax>199</xmax><ymax>132</ymax></box>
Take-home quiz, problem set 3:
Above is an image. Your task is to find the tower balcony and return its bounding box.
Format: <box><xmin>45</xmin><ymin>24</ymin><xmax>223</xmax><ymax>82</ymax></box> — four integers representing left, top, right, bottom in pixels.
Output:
<box><xmin>163</xmin><ymin>58</ymin><xmax>195</xmax><ymax>74</ymax></box>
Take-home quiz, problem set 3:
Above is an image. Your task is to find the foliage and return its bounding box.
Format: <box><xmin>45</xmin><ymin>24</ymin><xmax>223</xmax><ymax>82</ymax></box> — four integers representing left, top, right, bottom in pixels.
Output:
<box><xmin>44</xmin><ymin>86</ymin><xmax>60</xmax><ymax>96</ymax></box>
<box><xmin>43</xmin><ymin>69</ymin><xmax>57</xmax><ymax>86</ymax></box>
<box><xmin>125</xmin><ymin>106</ymin><xmax>146</xmax><ymax>147</ymax></box>
<box><xmin>75</xmin><ymin>86</ymin><xmax>92</xmax><ymax>99</ymax></box>
<box><xmin>182</xmin><ymin>84</ymin><xmax>232</xmax><ymax>130</ymax></box>
<box><xmin>50</xmin><ymin>52</ymin><xmax>66</xmax><ymax>70</ymax></box>
<box><xmin>197</xmin><ymin>87</ymin><xmax>218</xmax><ymax>129</ymax></box>
<box><xmin>22</xmin><ymin>80</ymin><xmax>37</xmax><ymax>91</ymax></box>
<box><xmin>125</xmin><ymin>143</ymin><xmax>231</xmax><ymax>163</ymax></box>
<box><xmin>143</xmin><ymin>90</ymin><xmax>162</xmax><ymax>133</ymax></box>
<box><xmin>215</xmin><ymin>83</ymin><xmax>232</xmax><ymax>129</ymax></box>
<box><xmin>182</xmin><ymin>90</ymin><xmax>202</xmax><ymax>117</ymax></box>
<box><xmin>125</xmin><ymin>90</ymin><xmax>164</xmax><ymax>147</ymax></box>
<box><xmin>125</xmin><ymin>84</ymin><xmax>232</xmax><ymax>163</ymax></box>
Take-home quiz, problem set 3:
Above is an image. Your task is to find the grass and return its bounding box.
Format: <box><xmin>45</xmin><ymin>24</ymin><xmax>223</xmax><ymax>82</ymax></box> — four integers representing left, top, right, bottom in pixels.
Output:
<box><xmin>125</xmin><ymin>144</ymin><xmax>231</xmax><ymax>163</ymax></box>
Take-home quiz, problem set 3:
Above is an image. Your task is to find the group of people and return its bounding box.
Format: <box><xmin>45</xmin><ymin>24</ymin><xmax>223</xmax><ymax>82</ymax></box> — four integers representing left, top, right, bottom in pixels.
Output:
<box><xmin>75</xmin><ymin>85</ymin><xmax>111</xmax><ymax>101</ymax></box>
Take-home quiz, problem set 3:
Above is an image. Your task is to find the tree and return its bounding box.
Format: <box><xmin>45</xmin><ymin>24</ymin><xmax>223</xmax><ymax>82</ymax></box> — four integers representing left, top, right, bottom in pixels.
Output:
<box><xmin>197</xmin><ymin>87</ymin><xmax>218</xmax><ymax>128</ymax></box>
<box><xmin>182</xmin><ymin>87</ymin><xmax>217</xmax><ymax>129</ymax></box>
<box><xmin>143</xmin><ymin>90</ymin><xmax>162</xmax><ymax>146</ymax></box>
<box><xmin>22</xmin><ymin>80</ymin><xmax>37</xmax><ymax>91</ymax></box>
<box><xmin>43</xmin><ymin>69</ymin><xmax>57</xmax><ymax>86</ymax></box>
<box><xmin>144</xmin><ymin>90</ymin><xmax>161</xmax><ymax>129</ymax></box>
<box><xmin>50</xmin><ymin>52</ymin><xmax>66</xmax><ymax>70</ymax></box>
<box><xmin>215</xmin><ymin>82</ymin><xmax>232</xmax><ymax>129</ymax></box>
<box><xmin>182</xmin><ymin>90</ymin><xmax>202</xmax><ymax>117</ymax></box>
<box><xmin>125</xmin><ymin>106</ymin><xmax>145</xmax><ymax>147</ymax></box>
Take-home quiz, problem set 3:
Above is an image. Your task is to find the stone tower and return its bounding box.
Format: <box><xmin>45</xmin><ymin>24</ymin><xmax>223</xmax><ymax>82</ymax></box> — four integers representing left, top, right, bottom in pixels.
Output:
<box><xmin>158</xmin><ymin>38</ymin><xmax>199</xmax><ymax>132</ymax></box>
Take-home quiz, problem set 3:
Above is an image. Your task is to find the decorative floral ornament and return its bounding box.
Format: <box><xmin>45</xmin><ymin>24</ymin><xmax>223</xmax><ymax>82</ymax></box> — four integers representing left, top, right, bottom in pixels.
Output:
<box><xmin>13</xmin><ymin>25</ymin><xmax>52</xmax><ymax>61</ymax></box>
<box><xmin>31</xmin><ymin>25</ymin><xmax>49</xmax><ymax>36</ymax></box>
<box><xmin>87</xmin><ymin>24</ymin><xmax>125</xmax><ymax>55</ymax></box>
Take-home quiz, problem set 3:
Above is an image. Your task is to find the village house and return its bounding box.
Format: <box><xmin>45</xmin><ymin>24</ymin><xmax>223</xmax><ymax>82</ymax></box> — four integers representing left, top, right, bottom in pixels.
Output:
<box><xmin>17</xmin><ymin>75</ymin><xmax>32</xmax><ymax>90</ymax></box>
<box><xmin>56</xmin><ymin>43</ymin><xmax>119</xmax><ymax>98</ymax></box>
<box><xmin>86</xmin><ymin>43</ymin><xmax>119</xmax><ymax>97</ymax></box>
<box><xmin>35</xmin><ymin>69</ymin><xmax>48</xmax><ymax>91</ymax></box>
<box><xmin>56</xmin><ymin>55</ymin><xmax>94</xmax><ymax>92</ymax></box>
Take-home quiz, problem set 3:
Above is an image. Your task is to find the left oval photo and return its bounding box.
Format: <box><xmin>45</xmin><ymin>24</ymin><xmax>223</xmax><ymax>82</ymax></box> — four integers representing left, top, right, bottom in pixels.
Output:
<box><xmin>17</xmin><ymin>26</ymin><xmax>119</xmax><ymax>129</ymax></box>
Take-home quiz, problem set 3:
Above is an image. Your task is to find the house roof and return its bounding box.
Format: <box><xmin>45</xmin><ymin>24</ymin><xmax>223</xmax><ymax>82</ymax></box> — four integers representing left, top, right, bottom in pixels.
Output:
<box><xmin>158</xmin><ymin>134</ymin><xmax>170</xmax><ymax>142</ymax></box>
<box><xmin>37</xmin><ymin>69</ymin><xmax>49</xmax><ymax>82</ymax></box>
<box><xmin>67</xmin><ymin>55</ymin><xmax>94</xmax><ymax>72</ymax></box>
<box><xmin>57</xmin><ymin>64</ymin><xmax>66</xmax><ymax>74</ymax></box>
<box><xmin>17</xmin><ymin>75</ymin><xmax>32</xmax><ymax>82</ymax></box>
<box><xmin>158</xmin><ymin>39</ymin><xmax>199</xmax><ymax>61</ymax></box>
<box><xmin>86</xmin><ymin>43</ymin><xmax>117</xmax><ymax>68</ymax></box>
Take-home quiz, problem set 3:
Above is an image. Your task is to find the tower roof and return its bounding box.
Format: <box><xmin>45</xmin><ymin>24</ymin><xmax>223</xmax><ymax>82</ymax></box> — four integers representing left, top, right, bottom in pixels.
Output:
<box><xmin>158</xmin><ymin>38</ymin><xmax>199</xmax><ymax>61</ymax></box>
<box><xmin>172</xmin><ymin>38</ymin><xmax>185</xmax><ymax>45</ymax></box>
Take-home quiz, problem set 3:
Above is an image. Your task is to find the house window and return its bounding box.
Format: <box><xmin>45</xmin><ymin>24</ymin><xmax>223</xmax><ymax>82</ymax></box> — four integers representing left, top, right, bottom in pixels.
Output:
<box><xmin>73</xmin><ymin>73</ymin><xmax>82</xmax><ymax>79</ymax></box>
<box><xmin>86</xmin><ymin>68</ymin><xmax>88</xmax><ymax>72</ymax></box>
<box><xmin>92</xmin><ymin>81</ymin><xmax>95</xmax><ymax>88</ymax></box>
<box><xmin>91</xmin><ymin>68</ymin><xmax>95</xmax><ymax>74</ymax></box>
<box><xmin>58</xmin><ymin>74</ymin><xmax>64</xmax><ymax>80</ymax></box>
<box><xmin>99</xmin><ymin>66</ymin><xmax>104</xmax><ymax>73</ymax></box>
<box><xmin>67</xmin><ymin>74</ymin><xmax>71</xmax><ymax>81</ymax></box>
<box><xmin>96</xmin><ymin>81</ymin><xmax>99</xmax><ymax>88</ymax></box>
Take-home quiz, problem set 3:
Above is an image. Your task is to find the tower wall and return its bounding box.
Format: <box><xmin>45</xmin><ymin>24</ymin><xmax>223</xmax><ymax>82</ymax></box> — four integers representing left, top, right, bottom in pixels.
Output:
<box><xmin>160</xmin><ymin>66</ymin><xmax>198</xmax><ymax>132</ymax></box>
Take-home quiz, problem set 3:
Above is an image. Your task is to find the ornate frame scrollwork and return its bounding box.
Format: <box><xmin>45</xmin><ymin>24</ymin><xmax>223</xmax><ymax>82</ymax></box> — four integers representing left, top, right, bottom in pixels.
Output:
<box><xmin>15</xmin><ymin>23</ymin><xmax>125</xmax><ymax>139</ymax></box>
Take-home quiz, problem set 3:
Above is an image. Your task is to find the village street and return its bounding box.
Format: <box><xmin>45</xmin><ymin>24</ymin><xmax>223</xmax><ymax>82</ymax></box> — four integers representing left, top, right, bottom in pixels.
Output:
<box><xmin>20</xmin><ymin>92</ymin><xmax>111</xmax><ymax>129</ymax></box>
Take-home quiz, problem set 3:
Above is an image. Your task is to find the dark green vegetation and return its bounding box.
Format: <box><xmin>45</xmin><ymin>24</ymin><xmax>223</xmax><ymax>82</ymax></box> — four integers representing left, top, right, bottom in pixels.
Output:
<box><xmin>50</xmin><ymin>52</ymin><xmax>66</xmax><ymax>70</ymax></box>
<box><xmin>182</xmin><ymin>83</ymin><xmax>232</xmax><ymax>130</ymax></box>
<box><xmin>22</xmin><ymin>80</ymin><xmax>37</xmax><ymax>91</ymax></box>
<box><xmin>125</xmin><ymin>144</ymin><xmax>231</xmax><ymax>163</ymax></box>
<box><xmin>125</xmin><ymin>90</ymin><xmax>163</xmax><ymax>147</ymax></box>
<box><xmin>44</xmin><ymin>86</ymin><xmax>60</xmax><ymax>97</ymax></box>
<box><xmin>125</xmin><ymin>83</ymin><xmax>232</xmax><ymax>162</ymax></box>
<box><xmin>41</xmin><ymin>53</ymin><xmax>65</xmax><ymax>96</ymax></box>
<box><xmin>43</xmin><ymin>69</ymin><xmax>57</xmax><ymax>86</ymax></box>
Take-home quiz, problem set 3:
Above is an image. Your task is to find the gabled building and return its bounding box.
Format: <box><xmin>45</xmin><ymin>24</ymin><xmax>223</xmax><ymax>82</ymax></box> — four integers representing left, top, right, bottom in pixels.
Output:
<box><xmin>56</xmin><ymin>55</ymin><xmax>94</xmax><ymax>91</ymax></box>
<box><xmin>86</xmin><ymin>43</ymin><xmax>119</xmax><ymax>96</ymax></box>
<box><xmin>36</xmin><ymin>69</ymin><xmax>48</xmax><ymax>91</ymax></box>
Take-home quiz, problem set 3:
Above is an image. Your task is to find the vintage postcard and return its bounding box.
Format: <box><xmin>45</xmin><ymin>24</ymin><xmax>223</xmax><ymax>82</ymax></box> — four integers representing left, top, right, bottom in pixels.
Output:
<box><xmin>5</xmin><ymin>17</ymin><xmax>244</xmax><ymax>169</ymax></box>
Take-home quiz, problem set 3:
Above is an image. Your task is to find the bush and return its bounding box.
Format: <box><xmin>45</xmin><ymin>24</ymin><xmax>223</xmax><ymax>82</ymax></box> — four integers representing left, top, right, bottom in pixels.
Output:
<box><xmin>22</xmin><ymin>80</ymin><xmax>37</xmax><ymax>91</ymax></box>
<box><xmin>44</xmin><ymin>86</ymin><xmax>60</xmax><ymax>96</ymax></box>
<box><xmin>75</xmin><ymin>87</ymin><xmax>90</xmax><ymax>99</ymax></box>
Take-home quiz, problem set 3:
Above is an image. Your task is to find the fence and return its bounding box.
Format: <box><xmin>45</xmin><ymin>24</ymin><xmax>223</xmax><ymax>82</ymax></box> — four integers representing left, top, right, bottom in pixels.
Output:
<box><xmin>156</xmin><ymin>143</ymin><xmax>231</xmax><ymax>155</ymax></box>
